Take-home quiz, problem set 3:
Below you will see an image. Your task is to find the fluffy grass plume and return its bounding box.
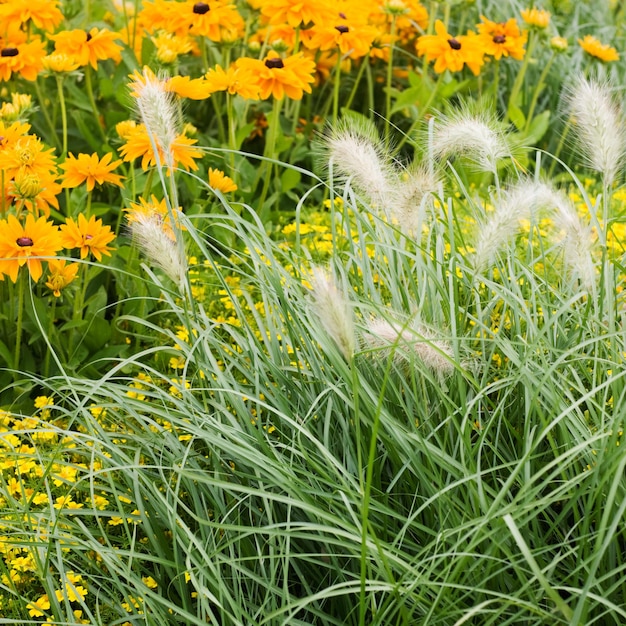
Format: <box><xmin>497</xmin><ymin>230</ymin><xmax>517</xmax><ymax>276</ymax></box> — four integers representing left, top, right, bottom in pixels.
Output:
<box><xmin>567</xmin><ymin>76</ymin><xmax>626</xmax><ymax>186</ymax></box>
<box><xmin>308</xmin><ymin>265</ymin><xmax>356</xmax><ymax>360</ymax></box>
<box><xmin>430</xmin><ymin>107</ymin><xmax>510</xmax><ymax>174</ymax></box>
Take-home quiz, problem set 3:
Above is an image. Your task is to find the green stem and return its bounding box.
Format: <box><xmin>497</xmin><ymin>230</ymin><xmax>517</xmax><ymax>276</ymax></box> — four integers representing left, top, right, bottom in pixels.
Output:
<box><xmin>34</xmin><ymin>78</ymin><xmax>61</xmax><ymax>151</ymax></box>
<box><xmin>384</xmin><ymin>17</ymin><xmax>397</xmax><ymax>150</ymax></box>
<box><xmin>56</xmin><ymin>76</ymin><xmax>68</xmax><ymax>158</ymax></box>
<box><xmin>43</xmin><ymin>299</ymin><xmax>57</xmax><ymax>378</ymax></box>
<box><xmin>84</xmin><ymin>66</ymin><xmax>107</xmax><ymax>143</ymax></box>
<box><xmin>505</xmin><ymin>31</ymin><xmax>537</xmax><ymax>123</ymax></box>
<box><xmin>257</xmin><ymin>97</ymin><xmax>283</xmax><ymax>216</ymax></box>
<box><xmin>524</xmin><ymin>52</ymin><xmax>555</xmax><ymax>134</ymax></box>
<box><xmin>13</xmin><ymin>271</ymin><xmax>26</xmax><ymax>377</ymax></box>
<box><xmin>343</xmin><ymin>53</ymin><xmax>370</xmax><ymax>113</ymax></box>
<box><xmin>332</xmin><ymin>52</ymin><xmax>343</xmax><ymax>126</ymax></box>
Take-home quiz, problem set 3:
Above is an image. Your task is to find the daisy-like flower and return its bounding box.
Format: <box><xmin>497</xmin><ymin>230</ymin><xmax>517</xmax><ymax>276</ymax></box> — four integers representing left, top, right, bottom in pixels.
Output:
<box><xmin>119</xmin><ymin>123</ymin><xmax>203</xmax><ymax>171</ymax></box>
<box><xmin>204</xmin><ymin>63</ymin><xmax>261</xmax><ymax>99</ymax></box>
<box><xmin>42</xmin><ymin>52</ymin><xmax>81</xmax><ymax>74</ymax></box>
<box><xmin>578</xmin><ymin>35</ymin><xmax>619</xmax><ymax>62</ymax></box>
<box><xmin>304</xmin><ymin>17</ymin><xmax>379</xmax><ymax>59</ymax></box>
<box><xmin>260</xmin><ymin>0</ymin><xmax>335</xmax><ymax>28</ymax></box>
<box><xmin>0</xmin><ymin>37</ymin><xmax>47</xmax><ymax>82</ymax></box>
<box><xmin>49</xmin><ymin>28</ymin><xmax>123</xmax><ymax>69</ymax></box>
<box><xmin>128</xmin><ymin>67</ymin><xmax>212</xmax><ymax>100</ymax></box>
<box><xmin>59</xmin><ymin>213</ymin><xmax>115</xmax><ymax>261</ymax></box>
<box><xmin>151</xmin><ymin>32</ymin><xmax>194</xmax><ymax>64</ymax></box>
<box><xmin>208</xmin><ymin>167</ymin><xmax>237</xmax><ymax>193</ymax></box>
<box><xmin>186</xmin><ymin>0</ymin><xmax>245</xmax><ymax>42</ymax></box>
<box><xmin>416</xmin><ymin>20</ymin><xmax>485</xmax><ymax>76</ymax></box>
<box><xmin>520</xmin><ymin>7</ymin><xmax>550</xmax><ymax>29</ymax></box>
<box><xmin>0</xmin><ymin>0</ymin><xmax>64</xmax><ymax>32</ymax></box>
<box><xmin>0</xmin><ymin>214</ymin><xmax>62</xmax><ymax>282</ymax></box>
<box><xmin>235</xmin><ymin>51</ymin><xmax>316</xmax><ymax>100</ymax></box>
<box><xmin>477</xmin><ymin>16</ymin><xmax>527</xmax><ymax>61</ymax></box>
<box><xmin>59</xmin><ymin>152</ymin><xmax>124</xmax><ymax>192</ymax></box>
<box><xmin>45</xmin><ymin>259</ymin><xmax>79</xmax><ymax>297</ymax></box>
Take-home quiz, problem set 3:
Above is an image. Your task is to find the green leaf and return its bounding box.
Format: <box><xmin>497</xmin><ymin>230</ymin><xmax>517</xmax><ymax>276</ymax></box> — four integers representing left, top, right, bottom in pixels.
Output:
<box><xmin>280</xmin><ymin>168</ymin><xmax>301</xmax><ymax>193</ymax></box>
<box><xmin>508</xmin><ymin>104</ymin><xmax>526</xmax><ymax>131</ymax></box>
<box><xmin>525</xmin><ymin>110</ymin><xmax>551</xmax><ymax>145</ymax></box>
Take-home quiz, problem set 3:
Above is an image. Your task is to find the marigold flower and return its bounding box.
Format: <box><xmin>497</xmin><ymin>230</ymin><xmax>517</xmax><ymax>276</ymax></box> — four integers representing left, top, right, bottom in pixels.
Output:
<box><xmin>45</xmin><ymin>259</ymin><xmax>79</xmax><ymax>297</ymax></box>
<box><xmin>477</xmin><ymin>16</ymin><xmax>527</xmax><ymax>61</ymax></box>
<box><xmin>59</xmin><ymin>213</ymin><xmax>116</xmax><ymax>261</ymax></box>
<box><xmin>0</xmin><ymin>135</ymin><xmax>57</xmax><ymax>180</ymax></box>
<box><xmin>235</xmin><ymin>51</ymin><xmax>316</xmax><ymax>100</ymax></box>
<box><xmin>416</xmin><ymin>20</ymin><xmax>485</xmax><ymax>75</ymax></box>
<box><xmin>578</xmin><ymin>35</ymin><xmax>619</xmax><ymax>62</ymax></box>
<box><xmin>59</xmin><ymin>152</ymin><xmax>124</xmax><ymax>192</ymax></box>
<box><xmin>50</xmin><ymin>28</ymin><xmax>123</xmax><ymax>69</ymax></box>
<box><xmin>0</xmin><ymin>37</ymin><xmax>47</xmax><ymax>82</ymax></box>
<box><xmin>208</xmin><ymin>167</ymin><xmax>237</xmax><ymax>193</ymax></box>
<box><xmin>0</xmin><ymin>0</ymin><xmax>64</xmax><ymax>32</ymax></box>
<box><xmin>520</xmin><ymin>7</ymin><xmax>550</xmax><ymax>29</ymax></box>
<box><xmin>0</xmin><ymin>214</ymin><xmax>62</xmax><ymax>282</ymax></box>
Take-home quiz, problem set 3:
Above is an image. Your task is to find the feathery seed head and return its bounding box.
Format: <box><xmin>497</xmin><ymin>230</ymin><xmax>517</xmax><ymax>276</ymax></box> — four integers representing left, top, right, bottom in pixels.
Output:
<box><xmin>566</xmin><ymin>76</ymin><xmax>626</xmax><ymax>186</ymax></box>
<box><xmin>128</xmin><ymin>212</ymin><xmax>188</xmax><ymax>292</ymax></box>
<box><xmin>362</xmin><ymin>317</ymin><xmax>455</xmax><ymax>376</ymax></box>
<box><xmin>308</xmin><ymin>265</ymin><xmax>356</xmax><ymax>360</ymax></box>
<box><xmin>431</xmin><ymin>108</ymin><xmax>510</xmax><ymax>174</ymax></box>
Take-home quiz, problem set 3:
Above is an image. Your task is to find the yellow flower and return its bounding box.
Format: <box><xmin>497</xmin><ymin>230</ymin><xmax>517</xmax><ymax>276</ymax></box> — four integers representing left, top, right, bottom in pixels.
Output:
<box><xmin>0</xmin><ymin>214</ymin><xmax>62</xmax><ymax>282</ymax></box>
<box><xmin>59</xmin><ymin>213</ymin><xmax>116</xmax><ymax>261</ymax></box>
<box><xmin>59</xmin><ymin>152</ymin><xmax>124</xmax><ymax>191</ymax></box>
<box><xmin>550</xmin><ymin>36</ymin><xmax>568</xmax><ymax>52</ymax></box>
<box><xmin>520</xmin><ymin>7</ymin><xmax>550</xmax><ymax>29</ymax></box>
<box><xmin>42</xmin><ymin>53</ymin><xmax>81</xmax><ymax>73</ymax></box>
<box><xmin>578</xmin><ymin>35</ymin><xmax>619</xmax><ymax>62</ymax></box>
<box><xmin>50</xmin><ymin>28</ymin><xmax>123</xmax><ymax>69</ymax></box>
<box><xmin>235</xmin><ymin>51</ymin><xmax>316</xmax><ymax>100</ymax></box>
<box><xmin>204</xmin><ymin>63</ymin><xmax>260</xmax><ymax>99</ymax></box>
<box><xmin>208</xmin><ymin>168</ymin><xmax>237</xmax><ymax>193</ymax></box>
<box><xmin>45</xmin><ymin>259</ymin><xmax>80</xmax><ymax>297</ymax></box>
<box><xmin>416</xmin><ymin>20</ymin><xmax>485</xmax><ymax>75</ymax></box>
<box><xmin>26</xmin><ymin>594</ymin><xmax>50</xmax><ymax>618</ymax></box>
<box><xmin>477</xmin><ymin>16</ymin><xmax>527</xmax><ymax>61</ymax></box>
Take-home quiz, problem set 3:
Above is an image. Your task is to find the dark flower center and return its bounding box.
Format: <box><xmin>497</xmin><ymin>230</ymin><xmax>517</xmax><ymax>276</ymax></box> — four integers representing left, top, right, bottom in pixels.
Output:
<box><xmin>16</xmin><ymin>237</ymin><xmax>33</xmax><ymax>247</ymax></box>
<box><xmin>447</xmin><ymin>38</ymin><xmax>462</xmax><ymax>50</ymax></box>
<box><xmin>85</xmin><ymin>31</ymin><xmax>92</xmax><ymax>42</ymax></box>
<box><xmin>493</xmin><ymin>34</ymin><xmax>506</xmax><ymax>44</ymax></box>
<box><xmin>335</xmin><ymin>25</ymin><xmax>349</xmax><ymax>34</ymax></box>
<box><xmin>193</xmin><ymin>2</ymin><xmax>210</xmax><ymax>14</ymax></box>
<box><xmin>339</xmin><ymin>12</ymin><xmax>347</xmax><ymax>19</ymax></box>
<box><xmin>1</xmin><ymin>48</ymin><xmax>19</xmax><ymax>57</ymax></box>
<box><xmin>265</xmin><ymin>57</ymin><xmax>285</xmax><ymax>69</ymax></box>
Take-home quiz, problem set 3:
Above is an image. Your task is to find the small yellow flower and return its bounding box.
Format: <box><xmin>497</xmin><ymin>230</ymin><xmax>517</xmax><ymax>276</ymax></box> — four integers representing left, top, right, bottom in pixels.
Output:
<box><xmin>45</xmin><ymin>259</ymin><xmax>79</xmax><ymax>297</ymax></box>
<box><xmin>27</xmin><ymin>594</ymin><xmax>50</xmax><ymax>618</ymax></box>
<box><xmin>208</xmin><ymin>167</ymin><xmax>238</xmax><ymax>193</ymax></box>
<box><xmin>550</xmin><ymin>36</ymin><xmax>568</xmax><ymax>52</ymax></box>
<box><xmin>59</xmin><ymin>152</ymin><xmax>124</xmax><ymax>191</ymax></box>
<box><xmin>42</xmin><ymin>52</ymin><xmax>80</xmax><ymax>73</ymax></box>
<box><xmin>59</xmin><ymin>213</ymin><xmax>116</xmax><ymax>261</ymax></box>
<box><xmin>578</xmin><ymin>35</ymin><xmax>619</xmax><ymax>62</ymax></box>
<box><xmin>520</xmin><ymin>7</ymin><xmax>550</xmax><ymax>29</ymax></box>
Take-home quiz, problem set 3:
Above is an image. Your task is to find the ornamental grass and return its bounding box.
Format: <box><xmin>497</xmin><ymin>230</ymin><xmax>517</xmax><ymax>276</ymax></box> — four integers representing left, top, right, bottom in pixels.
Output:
<box><xmin>0</xmin><ymin>0</ymin><xmax>625</xmax><ymax>624</ymax></box>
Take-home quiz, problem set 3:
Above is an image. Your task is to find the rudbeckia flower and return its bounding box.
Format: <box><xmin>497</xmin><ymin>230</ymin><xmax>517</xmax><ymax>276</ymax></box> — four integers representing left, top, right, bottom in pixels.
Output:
<box><xmin>259</xmin><ymin>0</ymin><xmax>335</xmax><ymax>28</ymax></box>
<box><xmin>59</xmin><ymin>152</ymin><xmax>124</xmax><ymax>191</ymax></box>
<box><xmin>45</xmin><ymin>259</ymin><xmax>79</xmax><ymax>297</ymax></box>
<box><xmin>208</xmin><ymin>168</ymin><xmax>237</xmax><ymax>193</ymax></box>
<box><xmin>235</xmin><ymin>51</ymin><xmax>316</xmax><ymax>100</ymax></box>
<box><xmin>477</xmin><ymin>16</ymin><xmax>527</xmax><ymax>61</ymax></box>
<box><xmin>0</xmin><ymin>214</ymin><xmax>62</xmax><ymax>282</ymax></box>
<box><xmin>578</xmin><ymin>35</ymin><xmax>619</xmax><ymax>62</ymax></box>
<box><xmin>59</xmin><ymin>214</ymin><xmax>115</xmax><ymax>261</ymax></box>
<box><xmin>0</xmin><ymin>0</ymin><xmax>64</xmax><ymax>32</ymax></box>
<box><xmin>49</xmin><ymin>28</ymin><xmax>123</xmax><ymax>69</ymax></box>
<box><xmin>0</xmin><ymin>37</ymin><xmax>47</xmax><ymax>82</ymax></box>
<box><xmin>416</xmin><ymin>20</ymin><xmax>485</xmax><ymax>76</ymax></box>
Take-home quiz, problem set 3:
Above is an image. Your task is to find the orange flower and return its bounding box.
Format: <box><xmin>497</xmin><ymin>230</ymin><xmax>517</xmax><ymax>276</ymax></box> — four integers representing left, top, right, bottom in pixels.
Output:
<box><xmin>0</xmin><ymin>0</ymin><xmax>64</xmax><ymax>32</ymax></box>
<box><xmin>259</xmin><ymin>0</ymin><xmax>335</xmax><ymax>28</ymax></box>
<box><xmin>186</xmin><ymin>0</ymin><xmax>245</xmax><ymax>42</ymax></box>
<box><xmin>477</xmin><ymin>16</ymin><xmax>527</xmax><ymax>61</ymax></box>
<box><xmin>50</xmin><ymin>28</ymin><xmax>123</xmax><ymax>69</ymax></box>
<box><xmin>59</xmin><ymin>153</ymin><xmax>124</xmax><ymax>191</ymax></box>
<box><xmin>128</xmin><ymin>67</ymin><xmax>212</xmax><ymax>100</ymax></box>
<box><xmin>416</xmin><ymin>20</ymin><xmax>485</xmax><ymax>76</ymax></box>
<box><xmin>118</xmin><ymin>123</ymin><xmax>203</xmax><ymax>171</ymax></box>
<box><xmin>578</xmin><ymin>35</ymin><xmax>619</xmax><ymax>62</ymax></box>
<box><xmin>520</xmin><ymin>7</ymin><xmax>550</xmax><ymax>29</ymax></box>
<box><xmin>0</xmin><ymin>214</ymin><xmax>62</xmax><ymax>282</ymax></box>
<box><xmin>304</xmin><ymin>19</ymin><xmax>379</xmax><ymax>59</ymax></box>
<box><xmin>0</xmin><ymin>37</ymin><xmax>47</xmax><ymax>82</ymax></box>
<box><xmin>45</xmin><ymin>259</ymin><xmax>79</xmax><ymax>297</ymax></box>
<box><xmin>204</xmin><ymin>64</ymin><xmax>261</xmax><ymax>99</ymax></box>
<box><xmin>0</xmin><ymin>135</ymin><xmax>57</xmax><ymax>182</ymax></box>
<box><xmin>59</xmin><ymin>214</ymin><xmax>115</xmax><ymax>261</ymax></box>
<box><xmin>208</xmin><ymin>168</ymin><xmax>237</xmax><ymax>193</ymax></box>
<box><xmin>235</xmin><ymin>51</ymin><xmax>316</xmax><ymax>100</ymax></box>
